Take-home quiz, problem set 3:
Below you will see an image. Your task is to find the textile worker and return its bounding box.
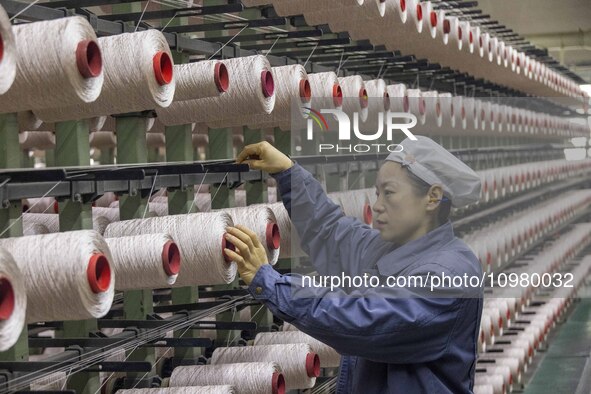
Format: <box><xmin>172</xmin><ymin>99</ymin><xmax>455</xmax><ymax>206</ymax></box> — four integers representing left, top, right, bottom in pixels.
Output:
<box><xmin>224</xmin><ymin>136</ymin><xmax>484</xmax><ymax>393</ymax></box>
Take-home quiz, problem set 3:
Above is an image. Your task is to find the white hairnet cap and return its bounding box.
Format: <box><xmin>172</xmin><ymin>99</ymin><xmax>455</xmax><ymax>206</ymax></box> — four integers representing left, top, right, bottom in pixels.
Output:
<box><xmin>385</xmin><ymin>135</ymin><xmax>481</xmax><ymax>207</ymax></box>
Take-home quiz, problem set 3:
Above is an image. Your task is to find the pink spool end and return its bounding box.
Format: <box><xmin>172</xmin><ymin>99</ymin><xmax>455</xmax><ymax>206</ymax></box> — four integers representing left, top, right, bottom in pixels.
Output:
<box><xmin>333</xmin><ymin>84</ymin><xmax>343</xmax><ymax>107</ymax></box>
<box><xmin>76</xmin><ymin>40</ymin><xmax>102</xmax><ymax>78</ymax></box>
<box><xmin>306</xmin><ymin>353</ymin><xmax>321</xmax><ymax>377</ymax></box>
<box><xmin>359</xmin><ymin>88</ymin><xmax>369</xmax><ymax>108</ymax></box>
<box><xmin>0</xmin><ymin>278</ymin><xmax>15</xmax><ymax>321</ymax></box>
<box><xmin>430</xmin><ymin>11</ymin><xmax>437</xmax><ymax>27</ymax></box>
<box><xmin>266</xmin><ymin>222</ymin><xmax>280</xmax><ymax>250</ymax></box>
<box><xmin>261</xmin><ymin>70</ymin><xmax>275</xmax><ymax>98</ymax></box>
<box><xmin>87</xmin><ymin>253</ymin><xmax>111</xmax><ymax>294</ymax></box>
<box><xmin>272</xmin><ymin>372</ymin><xmax>286</xmax><ymax>394</ymax></box>
<box><xmin>416</xmin><ymin>4</ymin><xmax>423</xmax><ymax>21</ymax></box>
<box><xmin>0</xmin><ymin>33</ymin><xmax>4</xmax><ymax>63</ymax></box>
<box><xmin>363</xmin><ymin>203</ymin><xmax>372</xmax><ymax>225</ymax></box>
<box><xmin>153</xmin><ymin>51</ymin><xmax>173</xmax><ymax>86</ymax></box>
<box><xmin>162</xmin><ymin>241</ymin><xmax>181</xmax><ymax>276</ymax></box>
<box><xmin>214</xmin><ymin>62</ymin><xmax>229</xmax><ymax>93</ymax></box>
<box><xmin>299</xmin><ymin>79</ymin><xmax>311</xmax><ymax>102</ymax></box>
<box><xmin>222</xmin><ymin>234</ymin><xmax>236</xmax><ymax>263</ymax></box>
<box><xmin>469</xmin><ymin>31</ymin><xmax>473</xmax><ymax>44</ymax></box>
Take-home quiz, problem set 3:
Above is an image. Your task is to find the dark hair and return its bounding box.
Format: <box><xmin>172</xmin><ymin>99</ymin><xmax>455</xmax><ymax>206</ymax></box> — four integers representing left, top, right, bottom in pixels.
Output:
<box><xmin>404</xmin><ymin>168</ymin><xmax>452</xmax><ymax>225</ymax></box>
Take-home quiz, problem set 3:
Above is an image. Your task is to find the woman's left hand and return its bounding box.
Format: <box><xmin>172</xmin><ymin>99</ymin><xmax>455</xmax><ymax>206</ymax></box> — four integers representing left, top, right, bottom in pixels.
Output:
<box><xmin>224</xmin><ymin>225</ymin><xmax>269</xmax><ymax>285</ymax></box>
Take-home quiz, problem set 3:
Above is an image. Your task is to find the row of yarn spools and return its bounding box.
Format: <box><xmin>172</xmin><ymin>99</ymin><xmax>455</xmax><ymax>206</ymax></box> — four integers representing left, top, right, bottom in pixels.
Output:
<box><xmin>242</xmin><ymin>0</ymin><xmax>589</xmax><ymax>104</ymax></box>
<box><xmin>0</xmin><ymin>7</ymin><xmax>584</xmax><ymax>142</ymax></box>
<box><xmin>473</xmin><ymin>227</ymin><xmax>591</xmax><ymax>394</ymax></box>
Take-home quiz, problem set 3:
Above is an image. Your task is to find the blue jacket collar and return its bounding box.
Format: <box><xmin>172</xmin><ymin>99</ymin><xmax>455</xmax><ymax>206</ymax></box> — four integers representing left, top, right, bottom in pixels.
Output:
<box><xmin>376</xmin><ymin>221</ymin><xmax>455</xmax><ymax>276</ymax></box>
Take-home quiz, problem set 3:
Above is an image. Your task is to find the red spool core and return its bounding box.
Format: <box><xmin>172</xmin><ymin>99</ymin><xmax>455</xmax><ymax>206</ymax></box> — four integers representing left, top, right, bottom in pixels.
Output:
<box><xmin>261</xmin><ymin>70</ymin><xmax>275</xmax><ymax>98</ymax></box>
<box><xmin>272</xmin><ymin>372</ymin><xmax>286</xmax><ymax>394</ymax></box>
<box><xmin>333</xmin><ymin>84</ymin><xmax>343</xmax><ymax>107</ymax></box>
<box><xmin>403</xmin><ymin>95</ymin><xmax>410</xmax><ymax>112</ymax></box>
<box><xmin>299</xmin><ymin>79</ymin><xmax>311</xmax><ymax>102</ymax></box>
<box><xmin>419</xmin><ymin>98</ymin><xmax>426</xmax><ymax>114</ymax></box>
<box><xmin>359</xmin><ymin>88</ymin><xmax>369</xmax><ymax>108</ymax></box>
<box><xmin>416</xmin><ymin>4</ymin><xmax>423</xmax><ymax>21</ymax></box>
<box><xmin>214</xmin><ymin>62</ymin><xmax>229</xmax><ymax>93</ymax></box>
<box><xmin>443</xmin><ymin>19</ymin><xmax>451</xmax><ymax>34</ymax></box>
<box><xmin>266</xmin><ymin>222</ymin><xmax>281</xmax><ymax>250</ymax></box>
<box><xmin>0</xmin><ymin>33</ymin><xmax>4</xmax><ymax>63</ymax></box>
<box><xmin>0</xmin><ymin>278</ymin><xmax>15</xmax><ymax>321</ymax></box>
<box><xmin>87</xmin><ymin>253</ymin><xmax>111</xmax><ymax>294</ymax></box>
<box><xmin>363</xmin><ymin>203</ymin><xmax>372</xmax><ymax>225</ymax></box>
<box><xmin>306</xmin><ymin>353</ymin><xmax>321</xmax><ymax>377</ymax></box>
<box><xmin>430</xmin><ymin>11</ymin><xmax>437</xmax><ymax>27</ymax></box>
<box><xmin>222</xmin><ymin>234</ymin><xmax>236</xmax><ymax>263</ymax></box>
<box><xmin>153</xmin><ymin>51</ymin><xmax>173</xmax><ymax>86</ymax></box>
<box><xmin>436</xmin><ymin>102</ymin><xmax>441</xmax><ymax>116</ymax></box>
<box><xmin>469</xmin><ymin>31</ymin><xmax>473</xmax><ymax>44</ymax></box>
<box><xmin>479</xmin><ymin>36</ymin><xmax>483</xmax><ymax>48</ymax></box>
<box><xmin>53</xmin><ymin>200</ymin><xmax>59</xmax><ymax>213</ymax></box>
<box><xmin>383</xmin><ymin>92</ymin><xmax>390</xmax><ymax>111</ymax></box>
<box><xmin>400</xmin><ymin>0</ymin><xmax>406</xmax><ymax>12</ymax></box>
<box><xmin>162</xmin><ymin>241</ymin><xmax>181</xmax><ymax>276</ymax></box>
<box><xmin>76</xmin><ymin>40</ymin><xmax>102</xmax><ymax>78</ymax></box>
<box><xmin>461</xmin><ymin>106</ymin><xmax>466</xmax><ymax>119</ymax></box>
<box><xmin>458</xmin><ymin>27</ymin><xmax>462</xmax><ymax>41</ymax></box>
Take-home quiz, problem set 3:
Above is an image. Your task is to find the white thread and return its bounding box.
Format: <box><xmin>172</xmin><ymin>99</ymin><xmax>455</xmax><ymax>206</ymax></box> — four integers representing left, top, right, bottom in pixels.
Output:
<box><xmin>118</xmin><ymin>387</ymin><xmax>236</xmax><ymax>394</ymax></box>
<box><xmin>338</xmin><ymin>75</ymin><xmax>368</xmax><ymax>122</ymax></box>
<box><xmin>105</xmin><ymin>233</ymin><xmax>179</xmax><ymax>290</ymax></box>
<box><xmin>0</xmin><ymin>4</ymin><xmax>16</xmax><ymax>94</ymax></box>
<box><xmin>267</xmin><ymin>202</ymin><xmax>305</xmax><ymax>258</ymax></box>
<box><xmin>34</xmin><ymin>29</ymin><xmax>175</xmax><ymax>122</ymax></box>
<box><xmin>104</xmin><ymin>212</ymin><xmax>236</xmax><ymax>286</ymax></box>
<box><xmin>170</xmin><ymin>362</ymin><xmax>282</xmax><ymax>394</ymax></box>
<box><xmin>0</xmin><ymin>17</ymin><xmax>103</xmax><ymax>113</ymax></box>
<box><xmin>0</xmin><ymin>247</ymin><xmax>26</xmax><ymax>351</ymax></box>
<box><xmin>174</xmin><ymin>60</ymin><xmax>228</xmax><ymax>101</ymax></box>
<box><xmin>254</xmin><ymin>331</ymin><xmax>341</xmax><ymax>367</ymax></box>
<box><xmin>0</xmin><ymin>230</ymin><xmax>114</xmax><ymax>323</ymax></box>
<box><xmin>19</xmin><ymin>131</ymin><xmax>55</xmax><ymax>151</ymax></box>
<box><xmin>212</xmin><ymin>343</ymin><xmax>317</xmax><ymax>389</ymax></box>
<box><xmin>156</xmin><ymin>55</ymin><xmax>275</xmax><ymax>126</ymax></box>
<box><xmin>22</xmin><ymin>213</ymin><xmax>59</xmax><ymax>235</ymax></box>
<box><xmin>89</xmin><ymin>131</ymin><xmax>116</xmax><ymax>149</ymax></box>
<box><xmin>222</xmin><ymin>205</ymin><xmax>280</xmax><ymax>265</ymax></box>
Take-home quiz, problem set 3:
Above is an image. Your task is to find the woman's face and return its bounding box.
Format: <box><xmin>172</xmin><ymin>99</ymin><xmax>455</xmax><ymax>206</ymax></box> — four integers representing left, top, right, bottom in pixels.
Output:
<box><xmin>373</xmin><ymin>161</ymin><xmax>432</xmax><ymax>245</ymax></box>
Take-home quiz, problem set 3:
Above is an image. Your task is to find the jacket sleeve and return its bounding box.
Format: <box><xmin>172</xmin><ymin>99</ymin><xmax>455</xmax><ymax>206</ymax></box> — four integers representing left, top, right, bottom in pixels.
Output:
<box><xmin>249</xmin><ymin>263</ymin><xmax>466</xmax><ymax>364</ymax></box>
<box><xmin>272</xmin><ymin>163</ymin><xmax>388</xmax><ymax>276</ymax></box>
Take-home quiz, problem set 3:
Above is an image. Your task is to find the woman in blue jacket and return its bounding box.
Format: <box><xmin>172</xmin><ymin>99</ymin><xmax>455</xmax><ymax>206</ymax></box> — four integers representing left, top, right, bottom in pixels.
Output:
<box><xmin>224</xmin><ymin>135</ymin><xmax>484</xmax><ymax>393</ymax></box>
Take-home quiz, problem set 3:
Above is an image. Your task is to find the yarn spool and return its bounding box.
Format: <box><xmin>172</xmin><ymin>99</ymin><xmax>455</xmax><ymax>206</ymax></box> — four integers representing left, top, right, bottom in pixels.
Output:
<box><xmin>174</xmin><ymin>60</ymin><xmax>229</xmax><ymax>101</ymax></box>
<box><xmin>22</xmin><ymin>197</ymin><xmax>58</xmax><ymax>214</ymax></box>
<box><xmin>104</xmin><ymin>212</ymin><xmax>237</xmax><ymax>286</ymax></box>
<box><xmin>338</xmin><ymin>76</ymin><xmax>368</xmax><ymax>122</ymax></box>
<box><xmin>406</xmin><ymin>89</ymin><xmax>426</xmax><ymax>125</ymax></box>
<box><xmin>149</xmin><ymin>202</ymin><xmax>169</xmax><ymax>217</ymax></box>
<box><xmin>30</xmin><ymin>371</ymin><xmax>67</xmax><ymax>391</ymax></box>
<box><xmin>156</xmin><ymin>55</ymin><xmax>275</xmax><ymax>126</ymax></box>
<box><xmin>448</xmin><ymin>17</ymin><xmax>463</xmax><ymax>50</ymax></box>
<box><xmin>386</xmin><ymin>84</ymin><xmax>409</xmax><ymax>113</ymax></box>
<box><xmin>118</xmin><ymin>387</ymin><xmax>236</xmax><ymax>394</ymax></box>
<box><xmin>0</xmin><ymin>230</ymin><xmax>114</xmax><ymax>323</ymax></box>
<box><xmin>422</xmin><ymin>90</ymin><xmax>442</xmax><ymax>129</ymax></box>
<box><xmin>438</xmin><ymin>92</ymin><xmax>455</xmax><ymax>129</ymax></box>
<box><xmin>35</xmin><ymin>29</ymin><xmax>174</xmax><ymax>122</ymax></box>
<box><xmin>17</xmin><ymin>111</ymin><xmax>54</xmax><ymax>132</ymax></box>
<box><xmin>94</xmin><ymin>192</ymin><xmax>117</xmax><ymax>208</ymax></box>
<box><xmin>193</xmin><ymin>192</ymin><xmax>212</xmax><ymax>212</ymax></box>
<box><xmin>363</xmin><ymin>79</ymin><xmax>389</xmax><ymax>126</ymax></box>
<box><xmin>22</xmin><ymin>213</ymin><xmax>59</xmax><ymax>236</ymax></box>
<box><xmin>254</xmin><ymin>331</ymin><xmax>341</xmax><ymax>368</ymax></box>
<box><xmin>90</xmin><ymin>131</ymin><xmax>116</xmax><ymax>149</ymax></box>
<box><xmin>93</xmin><ymin>206</ymin><xmax>120</xmax><ymax>223</ymax></box>
<box><xmin>0</xmin><ymin>17</ymin><xmax>103</xmax><ymax>113</ymax></box>
<box><xmin>328</xmin><ymin>190</ymin><xmax>372</xmax><ymax>225</ymax></box>
<box><xmin>222</xmin><ymin>206</ymin><xmax>280</xmax><ymax>265</ymax></box>
<box><xmin>282</xmin><ymin>322</ymin><xmax>298</xmax><ymax>331</ymax></box>
<box><xmin>0</xmin><ymin>248</ymin><xmax>26</xmax><ymax>352</ymax></box>
<box><xmin>0</xmin><ymin>5</ymin><xmax>16</xmax><ymax>94</ymax></box>
<box><xmin>19</xmin><ymin>132</ymin><xmax>55</xmax><ymax>151</ymax></box>
<box><xmin>170</xmin><ymin>362</ymin><xmax>285</xmax><ymax>394</ymax></box>
<box><xmin>211</xmin><ymin>344</ymin><xmax>320</xmax><ymax>389</ymax></box>
<box><xmin>307</xmin><ymin>72</ymin><xmax>342</xmax><ymax>109</ymax></box>
<box><xmin>267</xmin><ymin>203</ymin><xmax>305</xmax><ymax>259</ymax></box>
<box><xmin>105</xmin><ymin>233</ymin><xmax>180</xmax><ymax>290</ymax></box>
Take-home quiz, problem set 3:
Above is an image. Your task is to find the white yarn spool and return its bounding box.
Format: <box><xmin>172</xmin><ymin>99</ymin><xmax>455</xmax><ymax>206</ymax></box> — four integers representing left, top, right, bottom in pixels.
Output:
<box><xmin>156</xmin><ymin>55</ymin><xmax>275</xmax><ymax>126</ymax></box>
<box><xmin>105</xmin><ymin>233</ymin><xmax>180</xmax><ymax>290</ymax></box>
<box><xmin>448</xmin><ymin>17</ymin><xmax>463</xmax><ymax>50</ymax></box>
<box><xmin>19</xmin><ymin>131</ymin><xmax>55</xmax><ymax>151</ymax></box>
<box><xmin>0</xmin><ymin>4</ymin><xmax>16</xmax><ymax>94</ymax></box>
<box><xmin>17</xmin><ymin>111</ymin><xmax>53</xmax><ymax>132</ymax></box>
<box><xmin>436</xmin><ymin>10</ymin><xmax>449</xmax><ymax>44</ymax></box>
<box><xmin>406</xmin><ymin>89</ymin><xmax>426</xmax><ymax>124</ymax></box>
<box><xmin>282</xmin><ymin>322</ymin><xmax>298</xmax><ymax>331</ymax></box>
<box><xmin>422</xmin><ymin>1</ymin><xmax>437</xmax><ymax>38</ymax></box>
<box><xmin>338</xmin><ymin>76</ymin><xmax>368</xmax><ymax>122</ymax></box>
<box><xmin>422</xmin><ymin>90</ymin><xmax>442</xmax><ymax>128</ymax></box>
<box><xmin>170</xmin><ymin>362</ymin><xmax>285</xmax><ymax>394</ymax></box>
<box><xmin>328</xmin><ymin>190</ymin><xmax>372</xmax><ymax>225</ymax></box>
<box><xmin>438</xmin><ymin>92</ymin><xmax>455</xmax><ymax>129</ymax></box>
<box><xmin>254</xmin><ymin>331</ymin><xmax>341</xmax><ymax>367</ymax></box>
<box><xmin>0</xmin><ymin>17</ymin><xmax>103</xmax><ymax>113</ymax></box>
<box><xmin>22</xmin><ymin>213</ymin><xmax>59</xmax><ymax>236</ymax></box>
<box><xmin>174</xmin><ymin>60</ymin><xmax>229</xmax><ymax>101</ymax></box>
<box><xmin>118</xmin><ymin>387</ymin><xmax>236</xmax><ymax>394</ymax></box>
<box><xmin>307</xmin><ymin>72</ymin><xmax>342</xmax><ymax>109</ymax></box>
<box><xmin>30</xmin><ymin>371</ymin><xmax>67</xmax><ymax>391</ymax></box>
<box><xmin>221</xmin><ymin>206</ymin><xmax>280</xmax><ymax>265</ymax></box>
<box><xmin>407</xmin><ymin>0</ymin><xmax>424</xmax><ymax>33</ymax></box>
<box><xmin>0</xmin><ymin>230</ymin><xmax>114</xmax><ymax>323</ymax></box>
<box><xmin>90</xmin><ymin>131</ymin><xmax>116</xmax><ymax>149</ymax></box>
<box><xmin>0</xmin><ymin>248</ymin><xmax>26</xmax><ymax>351</ymax></box>
<box><xmin>34</xmin><ymin>29</ymin><xmax>174</xmax><ymax>122</ymax></box>
<box><xmin>93</xmin><ymin>206</ymin><xmax>120</xmax><ymax>223</ymax></box>
<box><xmin>386</xmin><ymin>84</ymin><xmax>409</xmax><ymax>113</ymax></box>
<box><xmin>194</xmin><ymin>192</ymin><xmax>212</xmax><ymax>212</ymax></box>
<box><xmin>22</xmin><ymin>197</ymin><xmax>58</xmax><ymax>214</ymax></box>
<box><xmin>212</xmin><ymin>344</ymin><xmax>320</xmax><ymax>389</ymax></box>
<box><xmin>267</xmin><ymin>203</ymin><xmax>305</xmax><ymax>259</ymax></box>
<box><xmin>104</xmin><ymin>212</ymin><xmax>236</xmax><ymax>286</ymax></box>
<box><xmin>149</xmin><ymin>202</ymin><xmax>168</xmax><ymax>216</ymax></box>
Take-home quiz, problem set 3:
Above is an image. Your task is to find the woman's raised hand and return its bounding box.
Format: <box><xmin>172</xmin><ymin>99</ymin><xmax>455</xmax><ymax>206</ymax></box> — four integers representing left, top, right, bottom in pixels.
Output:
<box><xmin>236</xmin><ymin>141</ymin><xmax>293</xmax><ymax>174</ymax></box>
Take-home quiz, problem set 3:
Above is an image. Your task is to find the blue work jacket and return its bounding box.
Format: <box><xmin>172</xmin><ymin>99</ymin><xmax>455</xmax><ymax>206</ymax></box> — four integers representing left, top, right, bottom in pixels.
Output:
<box><xmin>248</xmin><ymin>163</ymin><xmax>483</xmax><ymax>393</ymax></box>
